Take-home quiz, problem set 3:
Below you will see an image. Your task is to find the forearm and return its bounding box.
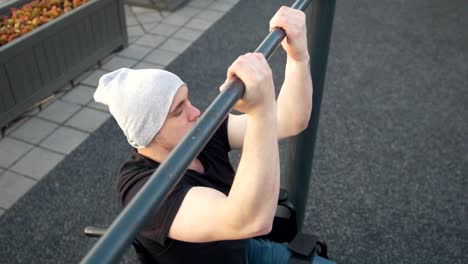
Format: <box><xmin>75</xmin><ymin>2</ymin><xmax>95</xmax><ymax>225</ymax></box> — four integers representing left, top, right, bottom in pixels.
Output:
<box><xmin>277</xmin><ymin>56</ymin><xmax>313</xmax><ymax>135</ymax></box>
<box><xmin>226</xmin><ymin>107</ymin><xmax>280</xmax><ymax>234</ymax></box>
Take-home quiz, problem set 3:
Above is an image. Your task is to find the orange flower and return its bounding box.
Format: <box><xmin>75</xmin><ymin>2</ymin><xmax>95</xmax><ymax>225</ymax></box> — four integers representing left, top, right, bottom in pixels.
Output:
<box><xmin>0</xmin><ymin>0</ymin><xmax>90</xmax><ymax>46</ymax></box>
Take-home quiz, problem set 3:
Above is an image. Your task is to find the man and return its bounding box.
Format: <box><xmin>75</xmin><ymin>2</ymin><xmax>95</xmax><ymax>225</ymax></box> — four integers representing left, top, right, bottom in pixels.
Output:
<box><xmin>94</xmin><ymin>6</ymin><xmax>312</xmax><ymax>264</ymax></box>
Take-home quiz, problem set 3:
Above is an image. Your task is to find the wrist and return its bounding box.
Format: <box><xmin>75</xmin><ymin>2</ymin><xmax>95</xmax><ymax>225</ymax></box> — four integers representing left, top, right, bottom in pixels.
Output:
<box><xmin>246</xmin><ymin>103</ymin><xmax>277</xmax><ymax>121</ymax></box>
<box><xmin>287</xmin><ymin>53</ymin><xmax>310</xmax><ymax>65</ymax></box>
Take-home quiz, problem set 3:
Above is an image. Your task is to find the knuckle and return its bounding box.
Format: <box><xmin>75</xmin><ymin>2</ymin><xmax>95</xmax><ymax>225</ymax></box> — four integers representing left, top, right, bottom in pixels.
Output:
<box><xmin>299</xmin><ymin>14</ymin><xmax>306</xmax><ymax>24</ymax></box>
<box><xmin>265</xmin><ymin>68</ymin><xmax>272</xmax><ymax>78</ymax></box>
<box><xmin>279</xmin><ymin>16</ymin><xmax>288</xmax><ymax>25</ymax></box>
<box><xmin>261</xmin><ymin>65</ymin><xmax>271</xmax><ymax>77</ymax></box>
<box><xmin>299</xmin><ymin>11</ymin><xmax>306</xmax><ymax>19</ymax></box>
<box><xmin>238</xmin><ymin>55</ymin><xmax>247</xmax><ymax>63</ymax></box>
<box><xmin>254</xmin><ymin>52</ymin><xmax>264</xmax><ymax>59</ymax></box>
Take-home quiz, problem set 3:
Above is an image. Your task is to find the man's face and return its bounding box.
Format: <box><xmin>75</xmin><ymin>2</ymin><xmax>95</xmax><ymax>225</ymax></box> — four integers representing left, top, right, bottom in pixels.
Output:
<box><xmin>154</xmin><ymin>85</ymin><xmax>201</xmax><ymax>150</ymax></box>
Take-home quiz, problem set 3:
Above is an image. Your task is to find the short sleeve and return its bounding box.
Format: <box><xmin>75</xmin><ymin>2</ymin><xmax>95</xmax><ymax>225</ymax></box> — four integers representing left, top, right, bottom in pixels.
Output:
<box><xmin>120</xmin><ymin>170</ymin><xmax>192</xmax><ymax>245</ymax></box>
<box><xmin>209</xmin><ymin>116</ymin><xmax>231</xmax><ymax>152</ymax></box>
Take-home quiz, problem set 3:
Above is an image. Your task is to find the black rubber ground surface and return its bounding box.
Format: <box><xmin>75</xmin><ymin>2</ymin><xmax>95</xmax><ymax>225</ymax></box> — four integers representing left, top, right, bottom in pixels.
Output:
<box><xmin>0</xmin><ymin>0</ymin><xmax>466</xmax><ymax>263</ymax></box>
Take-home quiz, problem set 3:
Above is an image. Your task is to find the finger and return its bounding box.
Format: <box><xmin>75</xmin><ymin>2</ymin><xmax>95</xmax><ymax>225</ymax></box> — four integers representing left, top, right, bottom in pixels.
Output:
<box><xmin>270</xmin><ymin>8</ymin><xmax>305</xmax><ymax>35</ymax></box>
<box><xmin>269</xmin><ymin>6</ymin><xmax>291</xmax><ymax>31</ymax></box>
<box><xmin>253</xmin><ymin>52</ymin><xmax>265</xmax><ymax>60</ymax></box>
<box><xmin>219</xmin><ymin>79</ymin><xmax>228</xmax><ymax>92</ymax></box>
<box><xmin>247</xmin><ymin>53</ymin><xmax>272</xmax><ymax>80</ymax></box>
<box><xmin>254</xmin><ymin>52</ymin><xmax>269</xmax><ymax>63</ymax></box>
<box><xmin>226</xmin><ymin>55</ymin><xmax>245</xmax><ymax>81</ymax></box>
<box><xmin>226</xmin><ymin>55</ymin><xmax>252</xmax><ymax>85</ymax></box>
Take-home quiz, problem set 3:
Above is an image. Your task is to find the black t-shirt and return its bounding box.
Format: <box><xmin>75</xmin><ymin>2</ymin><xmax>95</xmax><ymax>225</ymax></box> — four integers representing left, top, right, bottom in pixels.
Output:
<box><xmin>117</xmin><ymin>118</ymin><xmax>247</xmax><ymax>264</ymax></box>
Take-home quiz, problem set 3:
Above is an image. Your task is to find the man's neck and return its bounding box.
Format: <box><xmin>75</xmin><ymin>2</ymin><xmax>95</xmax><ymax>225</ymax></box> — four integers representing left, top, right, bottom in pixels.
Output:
<box><xmin>137</xmin><ymin>145</ymin><xmax>170</xmax><ymax>164</ymax></box>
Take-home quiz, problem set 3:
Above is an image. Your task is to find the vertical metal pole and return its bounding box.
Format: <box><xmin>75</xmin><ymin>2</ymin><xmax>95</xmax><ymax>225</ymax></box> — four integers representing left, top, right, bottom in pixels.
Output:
<box><xmin>283</xmin><ymin>0</ymin><xmax>336</xmax><ymax>232</ymax></box>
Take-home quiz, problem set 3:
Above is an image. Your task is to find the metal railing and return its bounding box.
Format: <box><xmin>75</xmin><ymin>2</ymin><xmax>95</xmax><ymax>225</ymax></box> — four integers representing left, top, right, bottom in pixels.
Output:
<box><xmin>81</xmin><ymin>0</ymin><xmax>334</xmax><ymax>262</ymax></box>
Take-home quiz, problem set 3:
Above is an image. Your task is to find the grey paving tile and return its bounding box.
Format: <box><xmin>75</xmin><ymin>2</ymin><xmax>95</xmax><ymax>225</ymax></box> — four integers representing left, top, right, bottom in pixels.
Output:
<box><xmin>150</xmin><ymin>23</ymin><xmax>180</xmax><ymax>36</ymax></box>
<box><xmin>132</xmin><ymin>61</ymin><xmax>164</xmax><ymax>70</ymax></box>
<box><xmin>208</xmin><ymin>1</ymin><xmax>234</xmax><ymax>12</ymax></box>
<box><xmin>40</xmin><ymin>127</ymin><xmax>89</xmax><ymax>155</ymax></box>
<box><xmin>188</xmin><ymin>0</ymin><xmax>215</xmax><ymax>9</ymax></box>
<box><xmin>101</xmin><ymin>56</ymin><xmax>138</xmax><ymax>72</ymax></box>
<box><xmin>126</xmin><ymin>16</ymin><xmax>139</xmax><ymax>26</ymax></box>
<box><xmin>87</xmin><ymin>101</ymin><xmax>109</xmax><ymax>112</ymax></box>
<box><xmin>10</xmin><ymin>148</ymin><xmax>64</xmax><ymax>180</ymax></box>
<box><xmin>0</xmin><ymin>138</ymin><xmax>33</xmax><ymax>168</ymax></box>
<box><xmin>127</xmin><ymin>25</ymin><xmax>145</xmax><ymax>38</ymax></box>
<box><xmin>97</xmin><ymin>53</ymin><xmax>114</xmax><ymax>67</ymax></box>
<box><xmin>37</xmin><ymin>100</ymin><xmax>81</xmax><ymax>124</ymax></box>
<box><xmin>136</xmin><ymin>13</ymin><xmax>163</xmax><ymax>24</ymax></box>
<box><xmin>81</xmin><ymin>69</ymin><xmax>109</xmax><ymax>87</ymax></box>
<box><xmin>0</xmin><ymin>170</ymin><xmax>36</xmax><ymax>209</ymax></box>
<box><xmin>128</xmin><ymin>36</ymin><xmax>139</xmax><ymax>44</ymax></box>
<box><xmin>144</xmin><ymin>48</ymin><xmax>179</xmax><ymax>67</ymax></box>
<box><xmin>141</xmin><ymin>22</ymin><xmax>159</xmax><ymax>32</ymax></box>
<box><xmin>124</xmin><ymin>4</ymin><xmax>132</xmax><ymax>13</ymax></box>
<box><xmin>10</xmin><ymin>118</ymin><xmax>58</xmax><ymax>144</ymax></box>
<box><xmin>71</xmin><ymin>70</ymin><xmax>92</xmax><ymax>86</ymax></box>
<box><xmin>134</xmin><ymin>34</ymin><xmax>166</xmax><ymax>48</ymax></box>
<box><xmin>163</xmin><ymin>14</ymin><xmax>192</xmax><ymax>26</ymax></box>
<box><xmin>125</xmin><ymin>7</ymin><xmax>134</xmax><ymax>19</ymax></box>
<box><xmin>48</xmin><ymin>84</ymin><xmax>73</xmax><ymax>100</ymax></box>
<box><xmin>160</xmin><ymin>10</ymin><xmax>171</xmax><ymax>17</ymax></box>
<box><xmin>118</xmin><ymin>44</ymin><xmax>153</xmax><ymax>60</ymax></box>
<box><xmin>173</xmin><ymin>27</ymin><xmax>203</xmax><ymax>41</ymax></box>
<box><xmin>66</xmin><ymin>107</ymin><xmax>111</xmax><ymax>133</ymax></box>
<box><xmin>60</xmin><ymin>85</ymin><xmax>95</xmax><ymax>106</ymax></box>
<box><xmin>159</xmin><ymin>38</ymin><xmax>192</xmax><ymax>54</ymax></box>
<box><xmin>174</xmin><ymin>6</ymin><xmax>202</xmax><ymax>19</ymax></box>
<box><xmin>196</xmin><ymin>9</ymin><xmax>225</xmax><ymax>22</ymax></box>
<box><xmin>186</xmin><ymin>17</ymin><xmax>215</xmax><ymax>31</ymax></box>
<box><xmin>3</xmin><ymin>116</ymin><xmax>30</xmax><ymax>136</ymax></box>
<box><xmin>0</xmin><ymin>168</ymin><xmax>3</xmax><ymax>174</ymax></box>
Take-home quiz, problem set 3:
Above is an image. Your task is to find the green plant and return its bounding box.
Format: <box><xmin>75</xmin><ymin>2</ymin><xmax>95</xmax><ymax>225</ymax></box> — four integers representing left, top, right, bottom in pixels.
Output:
<box><xmin>0</xmin><ymin>0</ymin><xmax>90</xmax><ymax>46</ymax></box>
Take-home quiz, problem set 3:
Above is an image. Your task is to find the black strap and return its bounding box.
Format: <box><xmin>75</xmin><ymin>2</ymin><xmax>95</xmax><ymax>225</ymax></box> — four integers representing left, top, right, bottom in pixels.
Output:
<box><xmin>288</xmin><ymin>233</ymin><xmax>328</xmax><ymax>264</ymax></box>
<box><xmin>289</xmin><ymin>233</ymin><xmax>318</xmax><ymax>256</ymax></box>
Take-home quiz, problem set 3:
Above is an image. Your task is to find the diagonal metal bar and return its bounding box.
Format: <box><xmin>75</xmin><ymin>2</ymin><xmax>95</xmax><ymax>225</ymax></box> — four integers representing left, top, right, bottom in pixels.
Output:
<box><xmin>81</xmin><ymin>0</ymin><xmax>312</xmax><ymax>263</ymax></box>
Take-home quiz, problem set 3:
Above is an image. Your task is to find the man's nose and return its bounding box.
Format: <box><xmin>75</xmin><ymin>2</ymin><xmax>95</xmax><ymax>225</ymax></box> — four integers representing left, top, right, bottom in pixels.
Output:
<box><xmin>188</xmin><ymin>105</ymin><xmax>201</xmax><ymax>122</ymax></box>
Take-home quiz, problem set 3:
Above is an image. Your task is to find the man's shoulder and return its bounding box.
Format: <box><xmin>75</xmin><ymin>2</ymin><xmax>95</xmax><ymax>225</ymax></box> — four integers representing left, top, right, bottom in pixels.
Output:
<box><xmin>117</xmin><ymin>151</ymin><xmax>159</xmax><ymax>198</ymax></box>
<box><xmin>119</xmin><ymin>150</ymin><xmax>158</xmax><ymax>175</ymax></box>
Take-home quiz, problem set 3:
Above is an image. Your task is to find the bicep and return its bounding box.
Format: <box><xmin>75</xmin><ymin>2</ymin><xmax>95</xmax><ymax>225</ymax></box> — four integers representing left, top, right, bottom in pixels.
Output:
<box><xmin>227</xmin><ymin>113</ymin><xmax>293</xmax><ymax>150</ymax></box>
<box><xmin>168</xmin><ymin>186</ymin><xmax>263</xmax><ymax>243</ymax></box>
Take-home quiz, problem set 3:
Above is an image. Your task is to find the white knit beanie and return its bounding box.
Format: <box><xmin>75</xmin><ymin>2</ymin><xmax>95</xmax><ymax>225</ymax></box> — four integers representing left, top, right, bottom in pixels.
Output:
<box><xmin>94</xmin><ymin>68</ymin><xmax>185</xmax><ymax>148</ymax></box>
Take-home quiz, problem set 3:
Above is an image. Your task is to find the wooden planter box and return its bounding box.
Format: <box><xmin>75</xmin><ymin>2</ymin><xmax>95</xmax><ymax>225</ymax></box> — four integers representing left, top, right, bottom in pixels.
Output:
<box><xmin>126</xmin><ymin>0</ymin><xmax>189</xmax><ymax>11</ymax></box>
<box><xmin>0</xmin><ymin>0</ymin><xmax>128</xmax><ymax>128</ymax></box>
